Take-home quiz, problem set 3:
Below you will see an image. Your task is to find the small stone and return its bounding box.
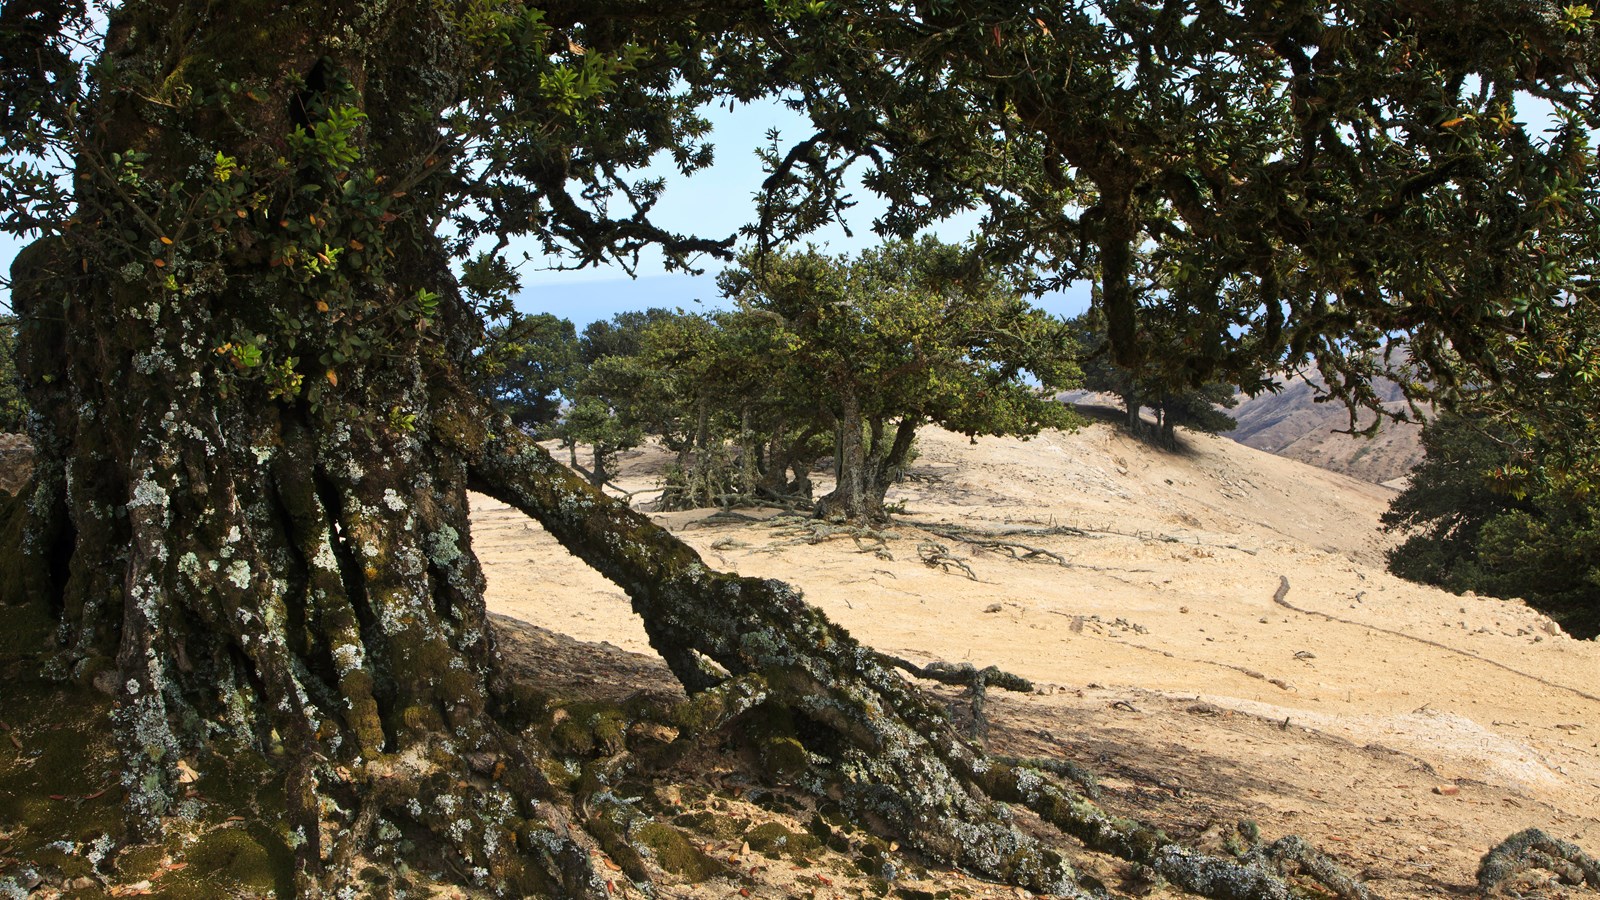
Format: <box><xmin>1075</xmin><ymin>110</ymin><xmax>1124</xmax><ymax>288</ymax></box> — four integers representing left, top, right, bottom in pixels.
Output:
<box><xmin>984</xmin><ymin>603</ymin><xmax>1003</xmax><ymax>614</ymax></box>
<box><xmin>1432</xmin><ymin>785</ymin><xmax>1460</xmax><ymax>796</ymax></box>
<box><xmin>628</xmin><ymin>722</ymin><xmax>680</xmax><ymax>748</ymax></box>
<box><xmin>92</xmin><ymin>669</ymin><xmax>120</xmax><ymax>697</ymax></box>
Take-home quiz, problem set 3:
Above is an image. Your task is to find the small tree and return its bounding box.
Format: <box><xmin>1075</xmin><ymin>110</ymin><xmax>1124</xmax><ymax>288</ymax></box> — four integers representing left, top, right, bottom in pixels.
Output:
<box><xmin>1153</xmin><ymin>382</ymin><xmax>1239</xmax><ymax>445</ymax></box>
<box><xmin>721</xmin><ymin>238</ymin><xmax>1082</xmax><ymax>521</ymax></box>
<box><xmin>536</xmin><ymin>311</ymin><xmax>683</xmax><ymax>486</ymax></box>
<box><xmin>478</xmin><ymin>313</ymin><xmax>580</xmax><ymax>430</ymax></box>
<box><xmin>550</xmin><ymin>392</ymin><xmax>643</xmax><ymax>489</ymax></box>
<box><xmin>1071</xmin><ymin>311</ymin><xmax>1238</xmax><ymax>446</ymax></box>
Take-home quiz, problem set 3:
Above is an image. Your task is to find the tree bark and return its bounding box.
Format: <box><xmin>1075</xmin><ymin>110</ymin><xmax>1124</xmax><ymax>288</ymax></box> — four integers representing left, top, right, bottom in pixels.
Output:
<box><xmin>874</xmin><ymin>415</ymin><xmax>921</xmax><ymax>489</ymax></box>
<box><xmin>818</xmin><ymin>385</ymin><xmax>879</xmax><ymax>519</ymax></box>
<box><xmin>0</xmin><ymin>3</ymin><xmax>605</xmax><ymax>893</ymax></box>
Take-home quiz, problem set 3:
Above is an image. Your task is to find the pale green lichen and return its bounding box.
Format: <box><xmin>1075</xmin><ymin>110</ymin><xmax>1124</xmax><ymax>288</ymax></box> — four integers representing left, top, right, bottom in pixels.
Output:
<box><xmin>127</xmin><ymin>477</ymin><xmax>169</xmax><ymax>510</ymax></box>
<box><xmin>425</xmin><ymin>524</ymin><xmax>463</xmax><ymax>566</ymax></box>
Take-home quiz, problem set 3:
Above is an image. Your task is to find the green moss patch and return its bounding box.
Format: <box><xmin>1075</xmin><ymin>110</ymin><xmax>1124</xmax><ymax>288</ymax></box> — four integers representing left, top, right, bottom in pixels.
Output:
<box><xmin>633</xmin><ymin>823</ymin><xmax>727</xmax><ymax>883</ymax></box>
<box><xmin>744</xmin><ymin>821</ymin><xmax>822</xmax><ymax>860</ymax></box>
<box><xmin>0</xmin><ymin>676</ymin><xmax>127</xmax><ymax>885</ymax></box>
<box><xmin>548</xmin><ymin>702</ymin><xmax>628</xmax><ymax>758</ymax></box>
<box><xmin>165</xmin><ymin>824</ymin><xmax>293</xmax><ymax>898</ymax></box>
<box><xmin>0</xmin><ymin>672</ymin><xmax>297</xmax><ymax>899</ymax></box>
<box><xmin>673</xmin><ymin>809</ymin><xmax>750</xmax><ymax>840</ymax></box>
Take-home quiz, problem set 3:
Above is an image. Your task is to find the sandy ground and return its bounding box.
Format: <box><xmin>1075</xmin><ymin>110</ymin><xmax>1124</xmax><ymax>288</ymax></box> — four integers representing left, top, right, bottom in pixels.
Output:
<box><xmin>473</xmin><ymin>424</ymin><xmax>1600</xmax><ymax>900</ymax></box>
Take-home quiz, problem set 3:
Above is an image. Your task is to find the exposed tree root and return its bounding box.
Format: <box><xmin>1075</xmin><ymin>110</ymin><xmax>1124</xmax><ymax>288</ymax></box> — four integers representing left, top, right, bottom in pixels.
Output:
<box><xmin>1250</xmin><ymin>834</ymin><xmax>1375</xmax><ymax>900</ymax></box>
<box><xmin>1478</xmin><ymin>828</ymin><xmax>1600</xmax><ymax>893</ymax></box>
<box><xmin>991</xmin><ymin>755</ymin><xmax>1103</xmax><ymax>800</ymax></box>
<box><xmin>762</xmin><ymin>514</ymin><xmax>895</xmax><ymax>558</ymax></box>
<box><xmin>714</xmin><ymin>491</ymin><xmax>817</xmax><ymax>513</ymax></box>
<box><xmin>904</xmin><ymin>519</ymin><xmax>1263</xmax><ymax>558</ymax></box>
<box><xmin>465</xmin><ymin>426</ymin><xmax>1373</xmax><ymax>900</ymax></box>
<box><xmin>905</xmin><ymin>519</ymin><xmax>1093</xmax><ymax>540</ymax></box>
<box><xmin>917</xmin><ymin>540</ymin><xmax>978</xmax><ymax>579</ymax></box>
<box><xmin>920</xmin><ymin>522</ymin><xmax>1076</xmax><ymax>567</ymax></box>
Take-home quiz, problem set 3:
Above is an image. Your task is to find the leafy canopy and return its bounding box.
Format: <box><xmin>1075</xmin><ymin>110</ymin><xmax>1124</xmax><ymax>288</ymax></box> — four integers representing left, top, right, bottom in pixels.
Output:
<box><xmin>719</xmin><ymin>237</ymin><xmax>1081</xmax><ymax>441</ymax></box>
<box><xmin>4</xmin><ymin>0</ymin><xmax>1600</xmax><ymax>482</ymax></box>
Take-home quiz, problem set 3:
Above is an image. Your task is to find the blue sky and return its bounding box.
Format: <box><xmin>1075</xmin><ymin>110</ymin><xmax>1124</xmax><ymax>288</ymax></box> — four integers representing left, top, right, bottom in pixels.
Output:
<box><xmin>505</xmin><ymin>98</ymin><xmax>1093</xmax><ymax>327</ymax></box>
<box><xmin>3</xmin><ymin>93</ymin><xmax>1569</xmax><ymax>327</ymax></box>
<box><xmin>0</xmin><ymin>98</ymin><xmax>1091</xmax><ymax>324</ymax></box>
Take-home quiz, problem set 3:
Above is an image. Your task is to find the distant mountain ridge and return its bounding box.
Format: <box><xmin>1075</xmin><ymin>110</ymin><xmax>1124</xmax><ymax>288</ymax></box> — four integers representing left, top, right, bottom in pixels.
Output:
<box><xmin>1228</xmin><ymin>373</ymin><xmax>1423</xmax><ymax>487</ymax></box>
<box><xmin>1060</xmin><ymin>373</ymin><xmax>1425</xmax><ymax>487</ymax></box>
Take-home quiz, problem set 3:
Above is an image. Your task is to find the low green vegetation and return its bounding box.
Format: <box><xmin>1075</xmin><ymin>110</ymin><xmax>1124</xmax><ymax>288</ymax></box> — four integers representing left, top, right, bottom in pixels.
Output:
<box><xmin>1384</xmin><ymin>411</ymin><xmax>1600</xmax><ymax>639</ymax></box>
<box><xmin>1070</xmin><ymin>308</ymin><xmax>1238</xmax><ymax>446</ymax></box>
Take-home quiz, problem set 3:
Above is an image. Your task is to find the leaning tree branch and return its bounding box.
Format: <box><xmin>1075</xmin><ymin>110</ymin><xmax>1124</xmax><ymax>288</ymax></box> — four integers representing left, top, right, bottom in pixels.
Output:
<box><xmin>463</xmin><ymin>423</ymin><xmax>1373</xmax><ymax>900</ymax></box>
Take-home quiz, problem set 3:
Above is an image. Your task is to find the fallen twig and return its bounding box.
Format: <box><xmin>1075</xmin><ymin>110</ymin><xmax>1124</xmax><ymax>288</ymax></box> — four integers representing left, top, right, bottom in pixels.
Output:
<box><xmin>916</xmin><ymin>541</ymin><xmax>977</xmax><ymax>579</ymax></box>
<box><xmin>876</xmin><ymin>653</ymin><xmax>1031</xmax><ymax>742</ymax></box>
<box><xmin>922</xmin><ymin>524</ymin><xmax>1072</xmax><ymax>566</ymax></box>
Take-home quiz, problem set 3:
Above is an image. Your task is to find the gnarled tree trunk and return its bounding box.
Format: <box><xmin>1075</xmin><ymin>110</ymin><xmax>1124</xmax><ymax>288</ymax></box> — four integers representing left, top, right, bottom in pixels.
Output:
<box><xmin>817</xmin><ymin>394</ymin><xmax>919</xmax><ymax>521</ymax></box>
<box><xmin>2</xmin><ymin>3</ymin><xmax>595</xmax><ymax>893</ymax></box>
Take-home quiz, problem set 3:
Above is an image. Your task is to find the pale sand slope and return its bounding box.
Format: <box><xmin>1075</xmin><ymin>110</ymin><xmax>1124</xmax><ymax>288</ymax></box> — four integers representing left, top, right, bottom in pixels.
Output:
<box><xmin>472</xmin><ymin>424</ymin><xmax>1600</xmax><ymax>897</ymax></box>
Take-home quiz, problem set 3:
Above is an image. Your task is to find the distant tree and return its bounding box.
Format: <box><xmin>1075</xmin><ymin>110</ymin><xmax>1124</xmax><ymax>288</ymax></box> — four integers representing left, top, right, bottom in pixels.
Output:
<box><xmin>628</xmin><ymin>311</ymin><xmax>770</xmax><ymax>509</ymax></box>
<box><xmin>543</xmin><ymin>310</ymin><xmax>686</xmax><ymax>486</ymax></box>
<box><xmin>478</xmin><ymin>313</ymin><xmax>580</xmax><ymax>430</ymax></box>
<box><xmin>721</xmin><ymin>238</ymin><xmax>1082</xmax><ymax>521</ymax></box>
<box><xmin>0</xmin><ymin>316</ymin><xmax>25</xmax><ymax>432</ymax></box>
<box><xmin>1383</xmin><ymin>412</ymin><xmax>1600</xmax><ymax>639</ymax></box>
<box><xmin>1155</xmin><ymin>383</ymin><xmax>1239</xmax><ymax>445</ymax></box>
<box><xmin>549</xmin><ymin>391</ymin><xmax>643</xmax><ymax>489</ymax></box>
<box><xmin>1070</xmin><ymin>309</ymin><xmax>1143</xmax><ymax>429</ymax></box>
<box><xmin>579</xmin><ymin>308</ymin><xmax>681</xmax><ymax>365</ymax></box>
<box><xmin>575</xmin><ymin>307</ymin><xmax>837</xmax><ymax>511</ymax></box>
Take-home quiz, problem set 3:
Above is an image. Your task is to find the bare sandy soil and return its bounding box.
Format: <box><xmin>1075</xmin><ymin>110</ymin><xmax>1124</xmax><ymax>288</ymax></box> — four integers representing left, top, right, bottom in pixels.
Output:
<box><xmin>474</xmin><ymin>422</ymin><xmax>1600</xmax><ymax>900</ymax></box>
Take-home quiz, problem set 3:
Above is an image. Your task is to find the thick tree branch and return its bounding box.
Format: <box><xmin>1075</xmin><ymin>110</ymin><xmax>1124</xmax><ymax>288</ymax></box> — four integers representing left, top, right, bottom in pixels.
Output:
<box><xmin>463</xmin><ymin>422</ymin><xmax>1368</xmax><ymax>900</ymax></box>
